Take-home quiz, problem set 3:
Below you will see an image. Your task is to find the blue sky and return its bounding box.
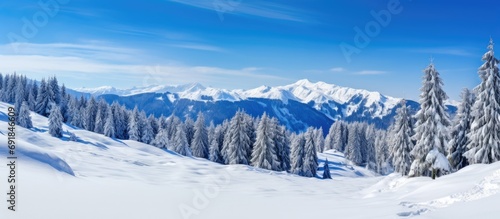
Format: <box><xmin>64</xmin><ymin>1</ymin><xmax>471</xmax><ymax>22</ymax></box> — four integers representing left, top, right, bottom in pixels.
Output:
<box><xmin>0</xmin><ymin>0</ymin><xmax>499</xmax><ymax>100</ymax></box>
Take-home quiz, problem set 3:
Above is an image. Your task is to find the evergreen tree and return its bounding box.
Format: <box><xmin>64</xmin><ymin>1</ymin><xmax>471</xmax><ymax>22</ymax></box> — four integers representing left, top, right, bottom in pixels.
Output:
<box><xmin>251</xmin><ymin>113</ymin><xmax>280</xmax><ymax>171</ymax></box>
<box><xmin>314</xmin><ymin>127</ymin><xmax>325</xmax><ymax>153</ymax></box>
<box><xmin>17</xmin><ymin>101</ymin><xmax>33</xmax><ymax>129</ymax></box>
<box><xmin>14</xmin><ymin>76</ymin><xmax>26</xmax><ymax>115</ymax></box>
<box><xmin>184</xmin><ymin>116</ymin><xmax>195</xmax><ymax>146</ymax></box>
<box><xmin>35</xmin><ymin>79</ymin><xmax>51</xmax><ymax>116</ymax></box>
<box><xmin>94</xmin><ymin>101</ymin><xmax>107</xmax><ymax>134</ymax></box>
<box><xmin>59</xmin><ymin>84</ymin><xmax>69</xmax><ymax>122</ymax></box>
<box><xmin>103</xmin><ymin>107</ymin><xmax>116</xmax><ymax>138</ymax></box>
<box><xmin>374</xmin><ymin>130</ymin><xmax>390</xmax><ymax>174</ymax></box>
<box><xmin>172</xmin><ymin>124</ymin><xmax>192</xmax><ymax>156</ymax></box>
<box><xmin>49</xmin><ymin>104</ymin><xmax>63</xmax><ymax>138</ymax></box>
<box><xmin>325</xmin><ymin>121</ymin><xmax>348</xmax><ymax>152</ymax></box>
<box><xmin>448</xmin><ymin>88</ymin><xmax>474</xmax><ymax>170</ymax></box>
<box><xmin>222</xmin><ymin>110</ymin><xmax>252</xmax><ymax>165</ymax></box>
<box><xmin>465</xmin><ymin>39</ymin><xmax>500</xmax><ymax>164</ymax></box>
<box><xmin>389</xmin><ymin>100</ymin><xmax>414</xmax><ymax>176</ymax></box>
<box><xmin>345</xmin><ymin>123</ymin><xmax>363</xmax><ymax>165</ymax></box>
<box><xmin>128</xmin><ymin>106</ymin><xmax>141</xmax><ymax>141</ymax></box>
<box><xmin>83</xmin><ymin>97</ymin><xmax>98</xmax><ymax>131</ymax></box>
<box><xmin>275</xmin><ymin>124</ymin><xmax>291</xmax><ymax>172</ymax></box>
<box><xmin>290</xmin><ymin>133</ymin><xmax>306</xmax><ymax>176</ymax></box>
<box><xmin>148</xmin><ymin>114</ymin><xmax>159</xmax><ymax>137</ymax></box>
<box><xmin>152</xmin><ymin>128</ymin><xmax>169</xmax><ymax>149</ymax></box>
<box><xmin>410</xmin><ymin>62</ymin><xmax>451</xmax><ymax>178</ymax></box>
<box><xmin>141</xmin><ymin>115</ymin><xmax>155</xmax><ymax>144</ymax></box>
<box><xmin>303</xmin><ymin>128</ymin><xmax>318</xmax><ymax>177</ymax></box>
<box><xmin>209</xmin><ymin>125</ymin><xmax>225</xmax><ymax>164</ymax></box>
<box><xmin>322</xmin><ymin>158</ymin><xmax>332</xmax><ymax>179</ymax></box>
<box><xmin>191</xmin><ymin>112</ymin><xmax>209</xmax><ymax>159</ymax></box>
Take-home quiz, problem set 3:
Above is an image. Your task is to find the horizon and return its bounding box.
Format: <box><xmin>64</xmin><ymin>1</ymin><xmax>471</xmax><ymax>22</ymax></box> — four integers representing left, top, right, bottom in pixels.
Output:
<box><xmin>1</xmin><ymin>0</ymin><xmax>499</xmax><ymax>101</ymax></box>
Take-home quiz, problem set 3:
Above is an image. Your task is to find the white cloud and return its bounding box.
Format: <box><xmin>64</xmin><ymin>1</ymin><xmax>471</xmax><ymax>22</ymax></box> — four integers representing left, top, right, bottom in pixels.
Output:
<box><xmin>170</xmin><ymin>0</ymin><xmax>308</xmax><ymax>22</ymax></box>
<box><xmin>169</xmin><ymin>43</ymin><xmax>225</xmax><ymax>52</ymax></box>
<box><xmin>0</xmin><ymin>42</ymin><xmax>286</xmax><ymax>89</ymax></box>
<box><xmin>330</xmin><ymin>67</ymin><xmax>345</xmax><ymax>72</ymax></box>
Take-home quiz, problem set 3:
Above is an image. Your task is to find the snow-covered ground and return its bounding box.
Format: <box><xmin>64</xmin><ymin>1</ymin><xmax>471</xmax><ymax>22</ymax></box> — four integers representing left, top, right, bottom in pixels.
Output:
<box><xmin>0</xmin><ymin>102</ymin><xmax>498</xmax><ymax>219</ymax></box>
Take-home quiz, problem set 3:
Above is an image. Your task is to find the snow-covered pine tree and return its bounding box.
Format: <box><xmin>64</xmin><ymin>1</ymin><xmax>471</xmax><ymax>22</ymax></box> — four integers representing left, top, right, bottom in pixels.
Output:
<box><xmin>35</xmin><ymin>79</ymin><xmax>51</xmax><ymax>117</ymax></box>
<box><xmin>184</xmin><ymin>116</ymin><xmax>195</xmax><ymax>147</ymax></box>
<box><xmin>172</xmin><ymin>124</ymin><xmax>192</xmax><ymax>156</ymax></box>
<box><xmin>222</xmin><ymin>110</ymin><xmax>252</xmax><ymax>165</ymax></box>
<box><xmin>148</xmin><ymin>114</ymin><xmax>159</xmax><ymax>137</ymax></box>
<box><xmin>17</xmin><ymin>101</ymin><xmax>33</xmax><ymax>129</ymax></box>
<box><xmin>365</xmin><ymin>124</ymin><xmax>377</xmax><ymax>170</ymax></box>
<box><xmin>448</xmin><ymin>88</ymin><xmax>474</xmax><ymax>170</ymax></box>
<box><xmin>14</xmin><ymin>76</ymin><xmax>26</xmax><ymax>116</ymax></box>
<box><xmin>303</xmin><ymin>128</ymin><xmax>318</xmax><ymax>177</ymax></box>
<box><xmin>141</xmin><ymin>115</ymin><xmax>155</xmax><ymax>144</ymax></box>
<box><xmin>374</xmin><ymin>130</ymin><xmax>390</xmax><ymax>174</ymax></box>
<box><xmin>389</xmin><ymin>100</ymin><xmax>414</xmax><ymax>176</ymax></box>
<box><xmin>28</xmin><ymin>82</ymin><xmax>37</xmax><ymax>111</ymax></box>
<box><xmin>60</xmin><ymin>84</ymin><xmax>69</xmax><ymax>122</ymax></box>
<box><xmin>83</xmin><ymin>97</ymin><xmax>98</xmax><ymax>131</ymax></box>
<box><xmin>93</xmin><ymin>100</ymin><xmax>107</xmax><ymax>134</ymax></box>
<box><xmin>465</xmin><ymin>39</ymin><xmax>500</xmax><ymax>164</ymax></box>
<box><xmin>152</xmin><ymin>128</ymin><xmax>169</xmax><ymax>149</ymax></box>
<box><xmin>158</xmin><ymin>115</ymin><xmax>167</xmax><ymax>129</ymax></box>
<box><xmin>332</xmin><ymin>121</ymin><xmax>349</xmax><ymax>152</ymax></box>
<box><xmin>103</xmin><ymin>107</ymin><xmax>116</xmax><ymax>138</ymax></box>
<box><xmin>410</xmin><ymin>62</ymin><xmax>451</xmax><ymax>178</ymax></box>
<box><xmin>322</xmin><ymin>158</ymin><xmax>332</xmax><ymax>179</ymax></box>
<box><xmin>128</xmin><ymin>106</ymin><xmax>141</xmax><ymax>141</ymax></box>
<box><xmin>275</xmin><ymin>124</ymin><xmax>291</xmax><ymax>172</ymax></box>
<box><xmin>290</xmin><ymin>133</ymin><xmax>306</xmax><ymax>176</ymax></box>
<box><xmin>314</xmin><ymin>127</ymin><xmax>325</xmax><ymax>153</ymax></box>
<box><xmin>48</xmin><ymin>76</ymin><xmax>61</xmax><ymax>105</ymax></box>
<box><xmin>345</xmin><ymin>123</ymin><xmax>363</xmax><ymax>165</ymax></box>
<box><xmin>48</xmin><ymin>104</ymin><xmax>63</xmax><ymax>138</ymax></box>
<box><xmin>209</xmin><ymin>125</ymin><xmax>225</xmax><ymax>164</ymax></box>
<box><xmin>191</xmin><ymin>112</ymin><xmax>209</xmax><ymax>159</ymax></box>
<box><xmin>251</xmin><ymin>113</ymin><xmax>280</xmax><ymax>171</ymax></box>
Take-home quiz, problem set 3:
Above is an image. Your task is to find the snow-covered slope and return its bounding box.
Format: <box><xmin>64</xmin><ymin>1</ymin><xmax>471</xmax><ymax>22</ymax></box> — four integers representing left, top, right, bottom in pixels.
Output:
<box><xmin>0</xmin><ymin>102</ymin><xmax>498</xmax><ymax>218</ymax></box>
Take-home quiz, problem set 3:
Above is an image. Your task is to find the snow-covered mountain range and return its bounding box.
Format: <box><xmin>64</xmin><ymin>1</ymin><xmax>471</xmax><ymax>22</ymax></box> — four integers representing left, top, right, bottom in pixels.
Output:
<box><xmin>77</xmin><ymin>79</ymin><xmax>402</xmax><ymax>115</ymax></box>
<box><xmin>73</xmin><ymin>79</ymin><xmax>456</xmax><ymax>132</ymax></box>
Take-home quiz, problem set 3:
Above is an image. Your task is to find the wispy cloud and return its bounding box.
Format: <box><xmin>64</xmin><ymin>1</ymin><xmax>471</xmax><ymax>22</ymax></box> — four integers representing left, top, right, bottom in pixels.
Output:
<box><xmin>330</xmin><ymin>67</ymin><xmax>345</xmax><ymax>72</ymax></box>
<box><xmin>355</xmin><ymin>70</ymin><xmax>387</xmax><ymax>75</ymax></box>
<box><xmin>410</xmin><ymin>48</ymin><xmax>474</xmax><ymax>56</ymax></box>
<box><xmin>0</xmin><ymin>42</ymin><xmax>286</xmax><ymax>89</ymax></box>
<box><xmin>170</xmin><ymin>0</ymin><xmax>309</xmax><ymax>22</ymax></box>
<box><xmin>169</xmin><ymin>43</ymin><xmax>225</xmax><ymax>52</ymax></box>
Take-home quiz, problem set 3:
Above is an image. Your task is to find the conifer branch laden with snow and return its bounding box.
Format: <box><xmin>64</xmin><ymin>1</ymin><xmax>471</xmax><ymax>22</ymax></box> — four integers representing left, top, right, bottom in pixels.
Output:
<box><xmin>410</xmin><ymin>63</ymin><xmax>451</xmax><ymax>178</ymax></box>
<box><xmin>389</xmin><ymin>100</ymin><xmax>414</xmax><ymax>176</ymax></box>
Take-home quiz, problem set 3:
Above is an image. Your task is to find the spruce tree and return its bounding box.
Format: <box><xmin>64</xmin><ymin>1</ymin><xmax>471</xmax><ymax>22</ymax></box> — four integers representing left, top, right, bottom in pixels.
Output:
<box><xmin>191</xmin><ymin>112</ymin><xmax>209</xmax><ymax>159</ymax></box>
<box><xmin>345</xmin><ymin>123</ymin><xmax>363</xmax><ymax>165</ymax></box>
<box><xmin>465</xmin><ymin>39</ymin><xmax>500</xmax><ymax>164</ymax></box>
<box><xmin>128</xmin><ymin>106</ymin><xmax>141</xmax><ymax>141</ymax></box>
<box><xmin>410</xmin><ymin>62</ymin><xmax>451</xmax><ymax>178</ymax></box>
<box><xmin>17</xmin><ymin>101</ymin><xmax>33</xmax><ymax>129</ymax></box>
<box><xmin>173</xmin><ymin>124</ymin><xmax>192</xmax><ymax>156</ymax></box>
<box><xmin>322</xmin><ymin>158</ymin><xmax>332</xmax><ymax>179</ymax></box>
<box><xmin>83</xmin><ymin>97</ymin><xmax>98</xmax><ymax>131</ymax></box>
<box><xmin>303</xmin><ymin>128</ymin><xmax>318</xmax><ymax>177</ymax></box>
<box><xmin>290</xmin><ymin>133</ymin><xmax>306</xmax><ymax>176</ymax></box>
<box><xmin>251</xmin><ymin>113</ymin><xmax>280</xmax><ymax>171</ymax></box>
<box><xmin>222</xmin><ymin>110</ymin><xmax>252</xmax><ymax>165</ymax></box>
<box><xmin>152</xmin><ymin>128</ymin><xmax>169</xmax><ymax>149</ymax></box>
<box><xmin>448</xmin><ymin>88</ymin><xmax>473</xmax><ymax>170</ymax></box>
<box><xmin>49</xmin><ymin>104</ymin><xmax>63</xmax><ymax>138</ymax></box>
<box><xmin>103</xmin><ymin>107</ymin><xmax>116</xmax><ymax>138</ymax></box>
<box><xmin>209</xmin><ymin>125</ymin><xmax>225</xmax><ymax>164</ymax></box>
<box><xmin>389</xmin><ymin>100</ymin><xmax>414</xmax><ymax>176</ymax></box>
<box><xmin>35</xmin><ymin>79</ymin><xmax>50</xmax><ymax>117</ymax></box>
